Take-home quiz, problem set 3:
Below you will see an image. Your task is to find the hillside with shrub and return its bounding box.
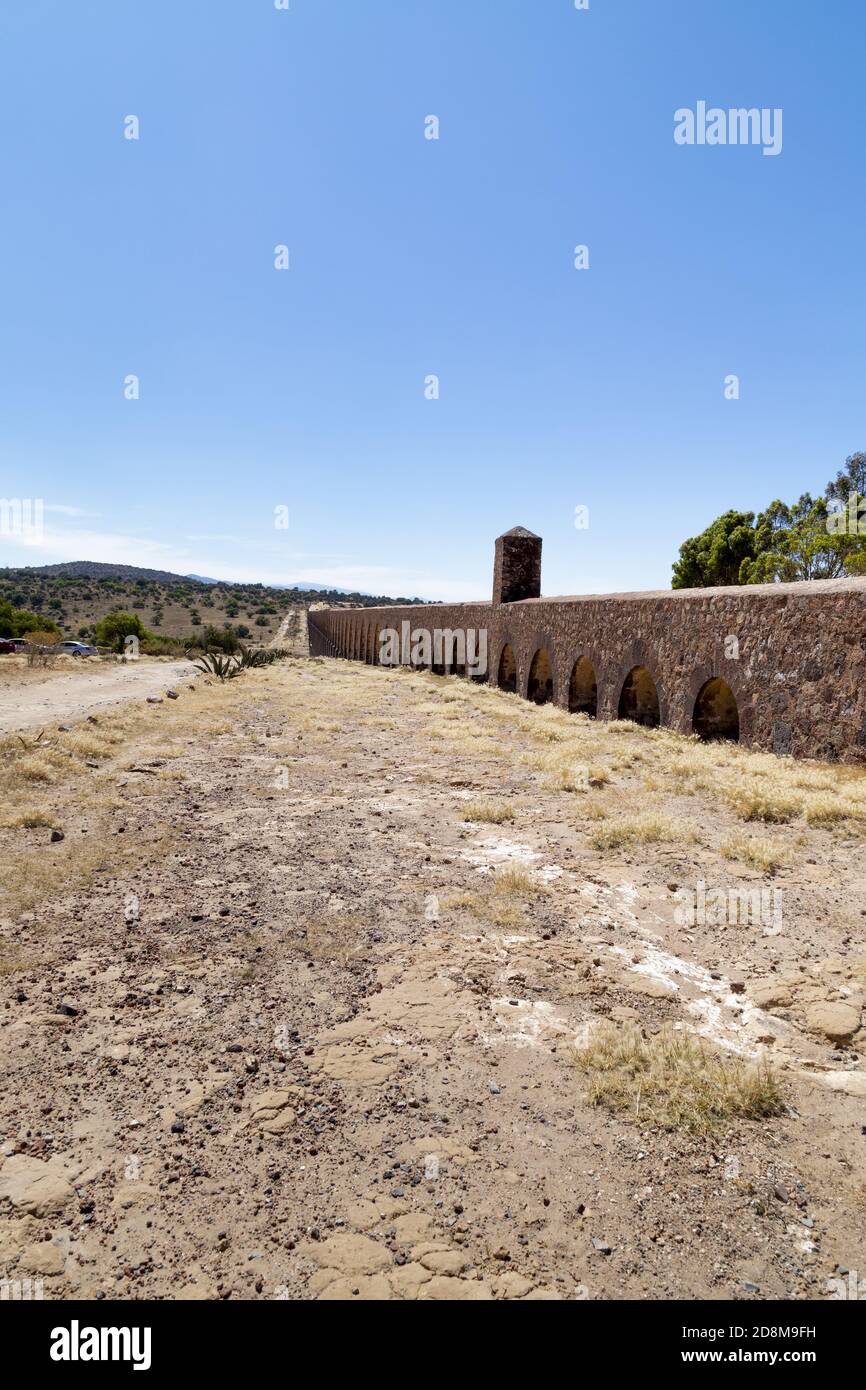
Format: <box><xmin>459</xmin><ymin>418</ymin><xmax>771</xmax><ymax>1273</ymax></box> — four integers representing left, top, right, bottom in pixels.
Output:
<box><xmin>0</xmin><ymin>563</ymin><xmax>426</xmax><ymax>650</ymax></box>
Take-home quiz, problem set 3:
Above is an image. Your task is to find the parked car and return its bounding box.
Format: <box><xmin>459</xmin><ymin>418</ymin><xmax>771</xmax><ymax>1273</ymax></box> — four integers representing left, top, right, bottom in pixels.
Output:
<box><xmin>0</xmin><ymin>638</ymin><xmax>15</xmax><ymax>655</ymax></box>
<box><xmin>59</xmin><ymin>640</ymin><xmax>98</xmax><ymax>658</ymax></box>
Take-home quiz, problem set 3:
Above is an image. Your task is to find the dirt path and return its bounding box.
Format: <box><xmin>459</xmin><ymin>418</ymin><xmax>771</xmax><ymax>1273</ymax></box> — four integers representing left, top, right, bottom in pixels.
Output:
<box><xmin>0</xmin><ymin>660</ymin><xmax>863</xmax><ymax>1301</ymax></box>
<box><xmin>0</xmin><ymin>659</ymin><xmax>198</xmax><ymax>734</ymax></box>
<box><xmin>268</xmin><ymin>605</ymin><xmax>308</xmax><ymax>655</ymax></box>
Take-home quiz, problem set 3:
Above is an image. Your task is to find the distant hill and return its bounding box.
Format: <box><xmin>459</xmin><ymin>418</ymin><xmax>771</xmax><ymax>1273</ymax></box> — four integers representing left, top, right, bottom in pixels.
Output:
<box><xmin>274</xmin><ymin>581</ymin><xmax>353</xmax><ymax>593</ymax></box>
<box><xmin>9</xmin><ymin>560</ymin><xmax>202</xmax><ymax>584</ymax></box>
<box><xmin>186</xmin><ymin>572</ymin><xmax>353</xmax><ymax>594</ymax></box>
<box><xmin>0</xmin><ymin>560</ymin><xmax>428</xmax><ymax>648</ymax></box>
<box><xmin>3</xmin><ymin>560</ymin><xmax>422</xmax><ymax>601</ymax></box>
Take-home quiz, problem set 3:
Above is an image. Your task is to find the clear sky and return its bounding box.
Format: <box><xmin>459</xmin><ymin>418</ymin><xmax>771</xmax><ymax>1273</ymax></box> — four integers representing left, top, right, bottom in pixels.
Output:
<box><xmin>1</xmin><ymin>0</ymin><xmax>863</xmax><ymax>600</ymax></box>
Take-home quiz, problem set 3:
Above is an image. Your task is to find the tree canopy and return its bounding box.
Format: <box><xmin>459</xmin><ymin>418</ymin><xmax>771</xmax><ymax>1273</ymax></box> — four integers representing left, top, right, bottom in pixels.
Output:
<box><xmin>672</xmin><ymin>452</ymin><xmax>866</xmax><ymax>588</ymax></box>
<box><xmin>93</xmin><ymin>610</ymin><xmax>150</xmax><ymax>652</ymax></box>
<box><xmin>0</xmin><ymin>600</ymin><xmax>61</xmax><ymax>638</ymax></box>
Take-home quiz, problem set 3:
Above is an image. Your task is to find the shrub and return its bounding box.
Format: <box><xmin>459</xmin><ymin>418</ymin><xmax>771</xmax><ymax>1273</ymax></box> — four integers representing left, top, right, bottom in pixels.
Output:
<box><xmin>140</xmin><ymin>636</ymin><xmax>186</xmax><ymax>656</ymax></box>
<box><xmin>94</xmin><ymin>611</ymin><xmax>150</xmax><ymax>653</ymax></box>
<box><xmin>22</xmin><ymin>631</ymin><xmax>61</xmax><ymax>667</ymax></box>
<box><xmin>202</xmin><ymin>625</ymin><xmax>240</xmax><ymax>655</ymax></box>
<box><xmin>0</xmin><ymin>601</ymin><xmax>60</xmax><ymax>639</ymax></box>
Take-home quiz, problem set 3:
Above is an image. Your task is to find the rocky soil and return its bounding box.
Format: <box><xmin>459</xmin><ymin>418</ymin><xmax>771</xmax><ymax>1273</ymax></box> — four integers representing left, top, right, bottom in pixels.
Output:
<box><xmin>0</xmin><ymin>660</ymin><xmax>864</xmax><ymax>1300</ymax></box>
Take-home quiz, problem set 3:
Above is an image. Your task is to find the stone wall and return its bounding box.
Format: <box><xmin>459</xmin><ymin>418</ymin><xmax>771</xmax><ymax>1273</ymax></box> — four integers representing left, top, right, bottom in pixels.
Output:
<box><xmin>308</xmin><ymin>529</ymin><xmax>866</xmax><ymax>762</ymax></box>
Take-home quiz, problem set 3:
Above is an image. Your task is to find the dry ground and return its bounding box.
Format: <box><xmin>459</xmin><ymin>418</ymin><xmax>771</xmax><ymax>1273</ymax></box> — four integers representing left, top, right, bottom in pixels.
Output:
<box><xmin>0</xmin><ymin>656</ymin><xmax>198</xmax><ymax>734</ymax></box>
<box><xmin>0</xmin><ymin>658</ymin><xmax>864</xmax><ymax>1301</ymax></box>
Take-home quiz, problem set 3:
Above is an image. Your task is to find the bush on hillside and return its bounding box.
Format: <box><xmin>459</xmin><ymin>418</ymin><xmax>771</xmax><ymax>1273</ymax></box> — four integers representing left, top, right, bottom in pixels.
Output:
<box><xmin>0</xmin><ymin>600</ymin><xmax>60</xmax><ymax>639</ymax></box>
<box><xmin>94</xmin><ymin>610</ymin><xmax>151</xmax><ymax>653</ymax></box>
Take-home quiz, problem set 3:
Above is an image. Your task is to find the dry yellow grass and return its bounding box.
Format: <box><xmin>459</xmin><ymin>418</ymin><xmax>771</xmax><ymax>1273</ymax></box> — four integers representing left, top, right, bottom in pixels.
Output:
<box><xmin>443</xmin><ymin>889</ymin><xmax>526</xmax><ymax>929</ymax></box>
<box><xmin>291</xmin><ymin>912</ymin><xmax>370</xmax><ymax>967</ymax></box>
<box><xmin>722</xmin><ymin>785</ymin><xmax>801</xmax><ymax>824</ymax></box>
<box><xmin>0</xmin><ymin>944</ymin><xmax>33</xmax><ymax>975</ymax></box>
<box><xmin>2</xmin><ymin>829</ymin><xmax>174</xmax><ymax>921</ymax></box>
<box><xmin>588</xmin><ymin>814</ymin><xmax>697</xmax><ymax>851</ymax></box>
<box><xmin>493</xmin><ymin>865</ymin><xmax>548</xmax><ymax>896</ymax></box>
<box><xmin>574</xmin><ymin>1023</ymin><xmax>786</xmax><ymax>1136</ymax></box>
<box><xmin>461</xmin><ymin>801</ymin><xmax>515</xmax><ymax>824</ymax></box>
<box><xmin>0</xmin><ymin>809</ymin><xmax>55</xmax><ymax>829</ymax></box>
<box><xmin>315</xmin><ymin>668</ymin><xmax>866</xmax><ymax>839</ymax></box>
<box><xmin>720</xmin><ymin>833</ymin><xmax>790</xmax><ymax>872</ymax></box>
<box><xmin>15</xmin><ymin>756</ymin><xmax>58</xmax><ymax>783</ymax></box>
<box><xmin>441</xmin><ymin>890</ymin><xmax>482</xmax><ymax>913</ymax></box>
<box><xmin>533</xmin><ymin>751</ymin><xmax>611</xmax><ymax>792</ymax></box>
<box><xmin>403</xmin><ymin>677</ymin><xmax>865</xmax><ymax>838</ymax></box>
<box><xmin>441</xmin><ymin>862</ymin><xmax>548</xmax><ymax>928</ymax></box>
<box><xmin>654</xmin><ymin>745</ymin><xmax>866</xmax><ymax>830</ymax></box>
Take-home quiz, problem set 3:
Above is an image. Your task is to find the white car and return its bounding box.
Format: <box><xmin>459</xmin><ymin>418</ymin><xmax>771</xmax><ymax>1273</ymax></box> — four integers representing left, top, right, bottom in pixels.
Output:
<box><xmin>60</xmin><ymin>640</ymin><xmax>98</xmax><ymax>658</ymax></box>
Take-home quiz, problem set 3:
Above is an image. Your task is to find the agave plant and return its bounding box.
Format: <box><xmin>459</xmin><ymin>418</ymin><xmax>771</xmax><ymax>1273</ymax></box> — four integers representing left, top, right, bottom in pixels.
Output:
<box><xmin>236</xmin><ymin>646</ymin><xmax>291</xmax><ymax>669</ymax></box>
<box><xmin>237</xmin><ymin>646</ymin><xmax>269</xmax><ymax>669</ymax></box>
<box><xmin>16</xmin><ymin>728</ymin><xmax>48</xmax><ymax>751</ymax></box>
<box><xmin>192</xmin><ymin>651</ymin><xmax>242</xmax><ymax>682</ymax></box>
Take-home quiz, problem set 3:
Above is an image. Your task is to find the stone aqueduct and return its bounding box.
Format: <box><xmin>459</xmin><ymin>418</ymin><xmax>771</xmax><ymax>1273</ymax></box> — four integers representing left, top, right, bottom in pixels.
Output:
<box><xmin>308</xmin><ymin>528</ymin><xmax>866</xmax><ymax>762</ymax></box>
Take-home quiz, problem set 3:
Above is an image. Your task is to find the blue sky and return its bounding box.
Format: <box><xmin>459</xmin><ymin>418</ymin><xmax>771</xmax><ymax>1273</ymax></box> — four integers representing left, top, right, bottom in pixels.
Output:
<box><xmin>1</xmin><ymin>0</ymin><xmax>863</xmax><ymax>600</ymax></box>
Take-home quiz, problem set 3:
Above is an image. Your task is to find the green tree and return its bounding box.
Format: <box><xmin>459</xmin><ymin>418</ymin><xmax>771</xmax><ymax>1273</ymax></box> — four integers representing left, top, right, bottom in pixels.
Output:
<box><xmin>202</xmin><ymin>625</ymin><xmax>239</xmax><ymax>654</ymax></box>
<box><xmin>823</xmin><ymin>451</ymin><xmax>866</xmax><ymax>574</ymax></box>
<box><xmin>671</xmin><ymin>511</ymin><xmax>762</xmax><ymax>589</ymax></box>
<box><xmin>741</xmin><ymin>495</ymin><xmax>848</xmax><ymax>583</ymax></box>
<box><xmin>825</xmin><ymin>450</ymin><xmax>866</xmax><ymax>510</ymax></box>
<box><xmin>0</xmin><ymin>601</ymin><xmax>60</xmax><ymax>638</ymax></box>
<box><xmin>673</xmin><ymin>451</ymin><xmax>866</xmax><ymax>588</ymax></box>
<box><xmin>94</xmin><ymin>610</ymin><xmax>149</xmax><ymax>652</ymax></box>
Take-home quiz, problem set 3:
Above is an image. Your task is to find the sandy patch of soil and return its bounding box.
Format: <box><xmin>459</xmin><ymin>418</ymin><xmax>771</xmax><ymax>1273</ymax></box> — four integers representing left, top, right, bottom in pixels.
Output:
<box><xmin>0</xmin><ymin>659</ymin><xmax>197</xmax><ymax>734</ymax></box>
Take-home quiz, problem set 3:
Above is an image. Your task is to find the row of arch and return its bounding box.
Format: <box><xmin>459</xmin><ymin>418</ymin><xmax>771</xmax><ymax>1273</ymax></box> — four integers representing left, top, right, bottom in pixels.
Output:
<box><xmin>499</xmin><ymin>644</ymin><xmax>740</xmax><ymax>742</ymax></box>
<box><xmin>317</xmin><ymin>618</ymin><xmax>740</xmax><ymax>744</ymax></box>
<box><xmin>331</xmin><ymin>615</ymin><xmax>379</xmax><ymax>665</ymax></box>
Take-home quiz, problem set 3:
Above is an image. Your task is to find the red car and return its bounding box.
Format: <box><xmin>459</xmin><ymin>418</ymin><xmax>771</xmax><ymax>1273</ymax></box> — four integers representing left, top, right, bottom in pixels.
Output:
<box><xmin>0</xmin><ymin>639</ymin><xmax>16</xmax><ymax>654</ymax></box>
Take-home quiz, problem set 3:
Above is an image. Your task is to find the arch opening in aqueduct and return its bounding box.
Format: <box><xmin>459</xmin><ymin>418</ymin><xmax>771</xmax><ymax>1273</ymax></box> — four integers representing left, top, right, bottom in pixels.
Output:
<box><xmin>308</xmin><ymin>526</ymin><xmax>866</xmax><ymax>762</ymax></box>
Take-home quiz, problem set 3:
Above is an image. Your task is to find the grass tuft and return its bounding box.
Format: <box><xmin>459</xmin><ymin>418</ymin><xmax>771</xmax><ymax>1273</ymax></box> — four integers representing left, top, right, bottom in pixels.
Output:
<box><xmin>588</xmin><ymin>814</ymin><xmax>696</xmax><ymax>851</ymax></box>
<box><xmin>574</xmin><ymin>1023</ymin><xmax>786</xmax><ymax>1136</ymax></box>
<box><xmin>461</xmin><ymin>801</ymin><xmax>515</xmax><ymax>824</ymax></box>
<box><xmin>719</xmin><ymin>833</ymin><xmax>790</xmax><ymax>872</ymax></box>
<box><xmin>722</xmin><ymin>786</ymin><xmax>801</xmax><ymax>824</ymax></box>
<box><xmin>493</xmin><ymin>865</ymin><xmax>547</xmax><ymax>897</ymax></box>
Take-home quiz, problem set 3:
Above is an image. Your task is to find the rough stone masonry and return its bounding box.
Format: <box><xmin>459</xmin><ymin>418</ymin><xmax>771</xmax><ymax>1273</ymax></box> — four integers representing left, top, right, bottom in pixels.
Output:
<box><xmin>308</xmin><ymin>527</ymin><xmax>866</xmax><ymax>761</ymax></box>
